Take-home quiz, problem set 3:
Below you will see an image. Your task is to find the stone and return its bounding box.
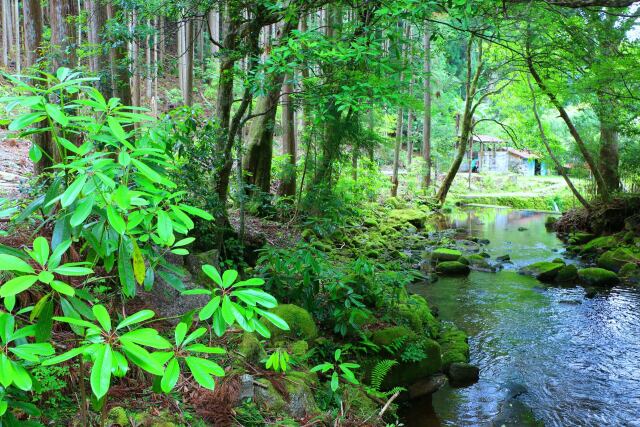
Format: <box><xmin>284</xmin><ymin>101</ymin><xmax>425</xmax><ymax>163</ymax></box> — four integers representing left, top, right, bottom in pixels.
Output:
<box><xmin>555</xmin><ymin>264</ymin><xmax>578</xmax><ymax>282</ymax></box>
<box><xmin>544</xmin><ymin>216</ymin><xmax>557</xmax><ymax>230</ymax></box>
<box><xmin>407</xmin><ymin>374</ymin><xmax>448</xmax><ymax>399</ymax></box>
<box><xmin>438</xmin><ymin>326</ymin><xmax>470</xmax><ymax>368</ymax></box>
<box><xmin>496</xmin><ymin>254</ymin><xmax>511</xmax><ymax>262</ymax></box>
<box><xmin>436</xmin><ymin>261</ymin><xmax>470</xmax><ymax>276</ymax></box>
<box><xmin>467</xmin><ymin>254</ymin><xmax>494</xmax><ymax>272</ymax></box>
<box><xmin>239</xmin><ymin>374</ymin><xmax>255</xmax><ymax>401</ymax></box>
<box><xmin>625</xmin><ymin>213</ymin><xmax>640</xmax><ymax>234</ymax></box>
<box><xmin>551</xmin><ymin>258</ymin><xmax>565</xmax><ymax>265</ymax></box>
<box><xmin>578</xmin><ymin>267</ymin><xmax>620</xmax><ymax>287</ymax></box>
<box><xmin>580</xmin><ymin>235</ymin><xmax>617</xmax><ymax>255</ymax></box>
<box><xmin>185</xmin><ymin>249</ymin><xmax>219</xmax><ymax>285</ymax></box>
<box><xmin>517</xmin><ymin>227</ymin><xmax>528</xmax><ymax>231</ymax></box>
<box><xmin>431</xmin><ymin>248</ymin><xmax>462</xmax><ymax>262</ymax></box>
<box><xmin>568</xmin><ymin>232</ymin><xmax>595</xmax><ymax>245</ymax></box>
<box><xmin>266</xmin><ymin>304</ymin><xmax>318</xmax><ymax>341</ymax></box>
<box><xmin>238</xmin><ymin>333</ymin><xmax>266</xmax><ymax>364</ymax></box>
<box><xmin>388</xmin><ymin>208</ymin><xmax>428</xmax><ymax>229</ymax></box>
<box><xmin>478</xmin><ymin>239</ymin><xmax>491</xmax><ymax>245</ymax></box>
<box><xmin>597</xmin><ymin>248</ymin><xmax>640</xmax><ymax>273</ymax></box>
<box><xmin>447</xmin><ymin>362</ymin><xmax>480</xmax><ymax>386</ymax></box>
<box><xmin>519</xmin><ymin>261</ymin><xmax>563</xmax><ymax>282</ymax></box>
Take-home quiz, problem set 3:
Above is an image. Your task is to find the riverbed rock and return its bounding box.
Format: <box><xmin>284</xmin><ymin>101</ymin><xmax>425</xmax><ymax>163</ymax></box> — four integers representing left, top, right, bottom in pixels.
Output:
<box><xmin>467</xmin><ymin>254</ymin><xmax>494</xmax><ymax>271</ymax></box>
<box><xmin>388</xmin><ymin>208</ymin><xmax>428</xmax><ymax>229</ymax></box>
<box><xmin>266</xmin><ymin>304</ymin><xmax>317</xmax><ymax>341</ymax></box>
<box><xmin>407</xmin><ymin>374</ymin><xmax>448</xmax><ymax>398</ymax></box>
<box><xmin>438</xmin><ymin>326</ymin><xmax>470</xmax><ymax>369</ymax></box>
<box><xmin>436</xmin><ymin>261</ymin><xmax>470</xmax><ymax>276</ymax></box>
<box><xmin>555</xmin><ymin>264</ymin><xmax>578</xmax><ymax>283</ymax></box>
<box><xmin>597</xmin><ymin>248</ymin><xmax>640</xmax><ymax>273</ymax></box>
<box><xmin>431</xmin><ymin>248</ymin><xmax>462</xmax><ymax>262</ymax></box>
<box><xmin>568</xmin><ymin>232</ymin><xmax>595</xmax><ymax>245</ymax></box>
<box><xmin>519</xmin><ymin>261</ymin><xmax>564</xmax><ymax>282</ymax></box>
<box><xmin>578</xmin><ymin>267</ymin><xmax>620</xmax><ymax>287</ymax></box>
<box><xmin>496</xmin><ymin>254</ymin><xmax>511</xmax><ymax>262</ymax></box>
<box><xmin>580</xmin><ymin>235</ymin><xmax>617</xmax><ymax>255</ymax></box>
<box><xmin>254</xmin><ymin>372</ymin><xmax>319</xmax><ymax>419</ymax></box>
<box><xmin>447</xmin><ymin>362</ymin><xmax>480</xmax><ymax>386</ymax></box>
<box><xmin>545</xmin><ymin>216</ymin><xmax>557</xmax><ymax>230</ymax></box>
<box><xmin>238</xmin><ymin>333</ymin><xmax>266</xmax><ymax>364</ymax></box>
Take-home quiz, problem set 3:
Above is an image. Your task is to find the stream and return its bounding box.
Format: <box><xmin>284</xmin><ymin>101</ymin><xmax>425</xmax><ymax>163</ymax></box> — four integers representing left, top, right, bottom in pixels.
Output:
<box><xmin>406</xmin><ymin>207</ymin><xmax>640</xmax><ymax>427</ymax></box>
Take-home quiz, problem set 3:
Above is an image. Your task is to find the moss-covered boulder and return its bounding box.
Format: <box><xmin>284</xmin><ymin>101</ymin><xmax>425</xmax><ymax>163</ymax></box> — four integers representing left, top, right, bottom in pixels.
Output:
<box><xmin>544</xmin><ymin>216</ymin><xmax>557</xmax><ymax>230</ymax></box>
<box><xmin>388</xmin><ymin>208</ymin><xmax>428</xmax><ymax>229</ymax></box>
<box><xmin>619</xmin><ymin>263</ymin><xmax>640</xmax><ymax>284</ymax></box>
<box><xmin>568</xmin><ymin>232</ymin><xmax>595</xmax><ymax>245</ymax></box>
<box><xmin>597</xmin><ymin>248</ymin><xmax>640</xmax><ymax>273</ymax></box>
<box><xmin>580</xmin><ymin>235</ymin><xmax>617</xmax><ymax>255</ymax></box>
<box><xmin>448</xmin><ymin>362</ymin><xmax>480</xmax><ymax>387</ymax></box>
<box><xmin>370</xmin><ymin>326</ymin><xmax>442</xmax><ymax>388</ymax></box>
<box><xmin>577</xmin><ymin>267</ymin><xmax>620</xmax><ymax>287</ymax></box>
<box><xmin>436</xmin><ymin>261</ymin><xmax>470</xmax><ymax>276</ymax></box>
<box><xmin>107</xmin><ymin>407</ymin><xmax>129</xmax><ymax>427</ymax></box>
<box><xmin>519</xmin><ymin>261</ymin><xmax>563</xmax><ymax>282</ymax></box>
<box><xmin>397</xmin><ymin>295</ymin><xmax>439</xmax><ymax>338</ymax></box>
<box><xmin>254</xmin><ymin>371</ymin><xmax>320</xmax><ymax>419</ymax></box>
<box><xmin>266</xmin><ymin>304</ymin><xmax>318</xmax><ymax>341</ymax></box>
<box><xmin>467</xmin><ymin>254</ymin><xmax>493</xmax><ymax>271</ymax></box>
<box><xmin>431</xmin><ymin>248</ymin><xmax>462</xmax><ymax>262</ymax></box>
<box><xmin>555</xmin><ymin>264</ymin><xmax>578</xmax><ymax>283</ymax></box>
<box><xmin>238</xmin><ymin>333</ymin><xmax>266</xmax><ymax>364</ymax></box>
<box><xmin>438</xmin><ymin>326</ymin><xmax>470</xmax><ymax>369</ymax></box>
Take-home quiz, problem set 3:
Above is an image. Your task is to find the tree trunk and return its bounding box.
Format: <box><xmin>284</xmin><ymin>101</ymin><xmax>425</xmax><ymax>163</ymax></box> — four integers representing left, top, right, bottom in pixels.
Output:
<box><xmin>86</xmin><ymin>0</ymin><xmax>109</xmax><ymax>93</ymax></box>
<box><xmin>13</xmin><ymin>0</ymin><xmax>20</xmax><ymax>73</ymax></box>
<box><xmin>597</xmin><ymin>111</ymin><xmax>620</xmax><ymax>193</ymax></box>
<box><xmin>280</xmin><ymin>74</ymin><xmax>296</xmax><ymax>196</ymax></box>
<box><xmin>422</xmin><ymin>26</ymin><xmax>432</xmax><ymax>188</ymax></box>
<box><xmin>3</xmin><ymin>0</ymin><xmax>11</xmax><ymax>67</ymax></box>
<box><xmin>436</xmin><ymin>38</ymin><xmax>482</xmax><ymax>205</ymax></box>
<box><xmin>146</xmin><ymin>18</ymin><xmax>152</xmax><ymax>100</ymax></box>
<box><xmin>131</xmin><ymin>10</ymin><xmax>141</xmax><ymax>107</ymax></box>
<box><xmin>106</xmin><ymin>3</ymin><xmax>131</xmax><ymax>105</ymax></box>
<box><xmin>527</xmin><ymin>76</ymin><xmax>590</xmax><ymax>209</ymax></box>
<box><xmin>391</xmin><ymin>107</ymin><xmax>403</xmax><ymax>197</ymax></box>
<box><xmin>49</xmin><ymin>0</ymin><xmax>77</xmax><ymax>69</ymax></box>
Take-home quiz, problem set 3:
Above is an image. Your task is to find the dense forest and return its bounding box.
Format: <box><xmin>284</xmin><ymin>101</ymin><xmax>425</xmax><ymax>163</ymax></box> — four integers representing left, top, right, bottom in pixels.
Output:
<box><xmin>0</xmin><ymin>0</ymin><xmax>639</xmax><ymax>425</ymax></box>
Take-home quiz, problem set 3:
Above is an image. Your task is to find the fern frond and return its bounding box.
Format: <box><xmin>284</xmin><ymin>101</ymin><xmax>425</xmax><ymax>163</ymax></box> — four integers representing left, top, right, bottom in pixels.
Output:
<box><xmin>370</xmin><ymin>359</ymin><xmax>399</xmax><ymax>392</ymax></box>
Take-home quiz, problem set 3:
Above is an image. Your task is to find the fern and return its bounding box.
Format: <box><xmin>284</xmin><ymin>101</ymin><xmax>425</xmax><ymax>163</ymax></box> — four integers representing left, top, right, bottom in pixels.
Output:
<box><xmin>370</xmin><ymin>359</ymin><xmax>398</xmax><ymax>391</ymax></box>
<box><xmin>382</xmin><ymin>335</ymin><xmax>407</xmax><ymax>355</ymax></box>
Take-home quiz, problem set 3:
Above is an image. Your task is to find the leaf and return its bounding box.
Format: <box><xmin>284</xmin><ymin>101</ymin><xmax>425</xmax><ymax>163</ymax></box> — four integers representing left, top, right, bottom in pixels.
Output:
<box><xmin>182</xmin><ymin>327</ymin><xmax>207</xmax><ymax>346</ymax></box>
<box><xmin>92</xmin><ymin>305</ymin><xmax>111</xmax><ymax>331</ymax></box>
<box><xmin>45</xmin><ymin>103</ymin><xmax>69</xmax><ymax>126</ymax></box>
<box><xmin>161</xmin><ymin>357</ymin><xmax>180</xmax><ymax>393</ymax></box>
<box><xmin>11</xmin><ymin>361</ymin><xmax>32</xmax><ymax>391</ymax></box>
<box><xmin>221</xmin><ymin>296</ymin><xmax>235</xmax><ymax>326</ymax></box>
<box><xmin>202</xmin><ymin>265</ymin><xmax>223</xmax><ymax>287</ymax></box>
<box><xmin>41</xmin><ymin>345</ymin><xmax>87</xmax><ymax>366</ymax></box>
<box><xmin>38</xmin><ymin>270</ymin><xmax>54</xmax><ymax>284</ymax></box>
<box><xmin>9</xmin><ymin>111</ymin><xmax>45</xmax><ymax>131</ymax></box>
<box><xmin>131</xmin><ymin>158</ymin><xmax>173</xmax><ymax>188</ymax></box>
<box><xmin>178</xmin><ymin>204</ymin><xmax>213</xmax><ymax>221</ymax></box>
<box><xmin>116</xmin><ymin>310</ymin><xmax>155</xmax><ymax>330</ymax></box>
<box><xmin>120</xmin><ymin>328</ymin><xmax>172</xmax><ymax>349</ymax></box>
<box><xmin>52</xmin><ymin>264</ymin><xmax>93</xmax><ymax>276</ymax></box>
<box><xmin>221</xmin><ymin>270</ymin><xmax>238</xmax><ymax>288</ymax></box>
<box><xmin>50</xmin><ymin>280</ymin><xmax>75</xmax><ymax>296</ymax></box>
<box><xmin>90</xmin><ymin>344</ymin><xmax>113</xmax><ymax>398</ymax></box>
<box><xmin>185</xmin><ymin>344</ymin><xmax>226</xmax><ymax>354</ymax></box>
<box><xmin>121</xmin><ymin>342</ymin><xmax>164</xmax><ymax>375</ymax></box>
<box><xmin>185</xmin><ymin>356</ymin><xmax>224</xmax><ymax>391</ymax></box>
<box><xmin>53</xmin><ymin>316</ymin><xmax>101</xmax><ymax>331</ymax></box>
<box><xmin>48</xmin><ymin>240</ymin><xmax>71</xmax><ymax>269</ymax></box>
<box><xmin>118</xmin><ymin>239</ymin><xmax>136</xmax><ymax>297</ymax></box>
<box><xmin>30</xmin><ymin>237</ymin><xmax>50</xmax><ymax>266</ymax></box>
<box><xmin>106</xmin><ymin>206</ymin><xmax>126</xmax><ymax>235</ymax></box>
<box><xmin>70</xmin><ymin>195</ymin><xmax>95</xmax><ymax>227</ymax></box>
<box><xmin>132</xmin><ymin>239</ymin><xmax>145</xmax><ymax>285</ymax></box>
<box><xmin>0</xmin><ymin>254</ymin><xmax>34</xmax><ymax>273</ymax></box>
<box><xmin>61</xmin><ymin>175</ymin><xmax>87</xmax><ymax>208</ymax></box>
<box><xmin>232</xmin><ymin>289</ymin><xmax>277</xmax><ymax>308</ymax></box>
<box><xmin>0</xmin><ymin>354</ymin><xmax>14</xmax><ymax>387</ymax></box>
<box><xmin>198</xmin><ymin>296</ymin><xmax>221</xmax><ymax>321</ymax></box>
<box><xmin>156</xmin><ymin>210</ymin><xmax>173</xmax><ymax>244</ymax></box>
<box><xmin>107</xmin><ymin>116</ymin><xmax>132</xmax><ymax>147</ymax></box>
<box><xmin>331</xmin><ymin>371</ymin><xmax>339</xmax><ymax>392</ymax></box>
<box><xmin>0</xmin><ymin>275</ymin><xmax>39</xmax><ymax>297</ymax></box>
<box><xmin>256</xmin><ymin>309</ymin><xmax>290</xmax><ymax>331</ymax></box>
<box><xmin>174</xmin><ymin>322</ymin><xmax>187</xmax><ymax>346</ymax></box>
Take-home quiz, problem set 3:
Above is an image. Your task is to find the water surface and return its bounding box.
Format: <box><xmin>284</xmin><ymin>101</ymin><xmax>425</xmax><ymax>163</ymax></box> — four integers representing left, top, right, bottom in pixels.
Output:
<box><xmin>407</xmin><ymin>207</ymin><xmax>640</xmax><ymax>427</ymax></box>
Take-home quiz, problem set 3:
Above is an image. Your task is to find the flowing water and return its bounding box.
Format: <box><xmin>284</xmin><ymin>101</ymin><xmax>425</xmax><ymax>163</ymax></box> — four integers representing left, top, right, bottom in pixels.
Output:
<box><xmin>406</xmin><ymin>207</ymin><xmax>640</xmax><ymax>427</ymax></box>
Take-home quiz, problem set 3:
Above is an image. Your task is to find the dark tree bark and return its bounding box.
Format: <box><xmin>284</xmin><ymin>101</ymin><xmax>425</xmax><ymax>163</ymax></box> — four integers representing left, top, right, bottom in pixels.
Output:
<box><xmin>279</xmin><ymin>74</ymin><xmax>297</xmax><ymax>197</ymax></box>
<box><xmin>85</xmin><ymin>0</ymin><xmax>110</xmax><ymax>93</ymax></box>
<box><xmin>49</xmin><ymin>0</ymin><xmax>77</xmax><ymax>69</ymax></box>
<box><xmin>422</xmin><ymin>26</ymin><xmax>432</xmax><ymax>188</ymax></box>
<box><xmin>106</xmin><ymin>3</ymin><xmax>131</xmax><ymax>106</ymax></box>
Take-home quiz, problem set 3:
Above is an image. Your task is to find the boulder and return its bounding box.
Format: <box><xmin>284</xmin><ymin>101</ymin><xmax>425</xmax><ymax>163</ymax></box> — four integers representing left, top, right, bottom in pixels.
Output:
<box><xmin>619</xmin><ymin>263</ymin><xmax>640</xmax><ymax>284</ymax></box>
<box><xmin>254</xmin><ymin>372</ymin><xmax>319</xmax><ymax>419</ymax></box>
<box><xmin>578</xmin><ymin>267</ymin><xmax>620</xmax><ymax>287</ymax></box>
<box><xmin>568</xmin><ymin>232</ymin><xmax>595</xmax><ymax>245</ymax></box>
<box><xmin>266</xmin><ymin>304</ymin><xmax>318</xmax><ymax>341</ymax></box>
<box><xmin>438</xmin><ymin>326</ymin><xmax>470</xmax><ymax>368</ymax></box>
<box><xmin>467</xmin><ymin>254</ymin><xmax>494</xmax><ymax>272</ymax></box>
<box><xmin>496</xmin><ymin>254</ymin><xmax>511</xmax><ymax>262</ymax></box>
<box><xmin>436</xmin><ymin>261</ymin><xmax>470</xmax><ymax>276</ymax></box>
<box><xmin>555</xmin><ymin>265</ymin><xmax>578</xmax><ymax>283</ymax></box>
<box><xmin>431</xmin><ymin>248</ymin><xmax>462</xmax><ymax>262</ymax></box>
<box><xmin>544</xmin><ymin>216</ymin><xmax>557</xmax><ymax>230</ymax></box>
<box><xmin>580</xmin><ymin>235</ymin><xmax>617</xmax><ymax>255</ymax></box>
<box><xmin>185</xmin><ymin>249</ymin><xmax>219</xmax><ymax>285</ymax></box>
<box><xmin>238</xmin><ymin>333</ymin><xmax>266</xmax><ymax>364</ymax></box>
<box><xmin>519</xmin><ymin>261</ymin><xmax>563</xmax><ymax>282</ymax></box>
<box><xmin>388</xmin><ymin>208</ymin><xmax>428</xmax><ymax>229</ymax></box>
<box><xmin>597</xmin><ymin>248</ymin><xmax>640</xmax><ymax>273</ymax></box>
<box><xmin>447</xmin><ymin>362</ymin><xmax>480</xmax><ymax>387</ymax></box>
<box><xmin>407</xmin><ymin>374</ymin><xmax>448</xmax><ymax>399</ymax></box>
<box><xmin>625</xmin><ymin>213</ymin><xmax>640</xmax><ymax>234</ymax></box>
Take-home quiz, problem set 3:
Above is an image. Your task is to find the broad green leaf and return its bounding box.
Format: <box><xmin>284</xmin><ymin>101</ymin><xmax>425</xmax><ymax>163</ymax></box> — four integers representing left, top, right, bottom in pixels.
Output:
<box><xmin>120</xmin><ymin>328</ymin><xmax>172</xmax><ymax>349</ymax></box>
<box><xmin>132</xmin><ymin>239</ymin><xmax>145</xmax><ymax>285</ymax></box>
<box><xmin>48</xmin><ymin>240</ymin><xmax>71</xmax><ymax>269</ymax></box>
<box><xmin>92</xmin><ymin>305</ymin><xmax>111</xmax><ymax>331</ymax></box>
<box><xmin>232</xmin><ymin>289</ymin><xmax>277</xmax><ymax>308</ymax></box>
<box><xmin>178</xmin><ymin>204</ymin><xmax>213</xmax><ymax>221</ymax></box>
<box><xmin>0</xmin><ymin>354</ymin><xmax>14</xmax><ymax>387</ymax></box>
<box><xmin>52</xmin><ymin>264</ymin><xmax>93</xmax><ymax>276</ymax></box>
<box><xmin>45</xmin><ymin>103</ymin><xmax>69</xmax><ymax>126</ymax></box>
<box><xmin>11</xmin><ymin>361</ymin><xmax>32</xmax><ymax>391</ymax></box>
<box><xmin>90</xmin><ymin>344</ymin><xmax>112</xmax><ymax>398</ymax></box>
<box><xmin>221</xmin><ymin>270</ymin><xmax>238</xmax><ymax>288</ymax></box>
<box><xmin>185</xmin><ymin>356</ymin><xmax>224</xmax><ymax>390</ymax></box>
<box><xmin>116</xmin><ymin>309</ymin><xmax>154</xmax><ymax>330</ymax></box>
<box><xmin>174</xmin><ymin>322</ymin><xmax>187</xmax><ymax>346</ymax></box>
<box><xmin>106</xmin><ymin>206</ymin><xmax>126</xmax><ymax>235</ymax></box>
<box><xmin>257</xmin><ymin>309</ymin><xmax>290</xmax><ymax>331</ymax></box>
<box><xmin>50</xmin><ymin>280</ymin><xmax>75</xmax><ymax>296</ymax></box>
<box><xmin>0</xmin><ymin>254</ymin><xmax>34</xmax><ymax>273</ymax></box>
<box><xmin>250</xmin><ymin>318</ymin><xmax>271</xmax><ymax>338</ymax></box>
<box><xmin>185</xmin><ymin>344</ymin><xmax>226</xmax><ymax>354</ymax></box>
<box><xmin>198</xmin><ymin>296</ymin><xmax>221</xmax><ymax>321</ymax></box>
<box><xmin>29</xmin><ymin>143</ymin><xmax>43</xmax><ymax>162</ymax></box>
<box><xmin>182</xmin><ymin>327</ymin><xmax>207</xmax><ymax>346</ymax></box>
<box><xmin>331</xmin><ymin>371</ymin><xmax>339</xmax><ymax>392</ymax></box>
<box><xmin>52</xmin><ymin>316</ymin><xmax>101</xmax><ymax>331</ymax></box>
<box><xmin>0</xmin><ymin>275</ymin><xmax>38</xmax><ymax>297</ymax></box>
<box><xmin>121</xmin><ymin>342</ymin><xmax>164</xmax><ymax>375</ymax></box>
<box><xmin>8</xmin><ymin>111</ymin><xmax>45</xmax><ymax>131</ymax></box>
<box><xmin>61</xmin><ymin>175</ymin><xmax>87</xmax><ymax>208</ymax></box>
<box><xmin>182</xmin><ymin>289</ymin><xmax>210</xmax><ymax>296</ymax></box>
<box><xmin>70</xmin><ymin>196</ymin><xmax>95</xmax><ymax>227</ymax></box>
<box><xmin>31</xmin><ymin>236</ymin><xmax>50</xmax><ymax>266</ymax></box>
<box><xmin>38</xmin><ymin>270</ymin><xmax>54</xmax><ymax>284</ymax></box>
<box><xmin>221</xmin><ymin>296</ymin><xmax>235</xmax><ymax>325</ymax></box>
<box><xmin>161</xmin><ymin>357</ymin><xmax>180</xmax><ymax>393</ymax></box>
<box><xmin>118</xmin><ymin>239</ymin><xmax>136</xmax><ymax>297</ymax></box>
<box><xmin>201</xmin><ymin>265</ymin><xmax>223</xmax><ymax>286</ymax></box>
<box><xmin>156</xmin><ymin>210</ymin><xmax>173</xmax><ymax>244</ymax></box>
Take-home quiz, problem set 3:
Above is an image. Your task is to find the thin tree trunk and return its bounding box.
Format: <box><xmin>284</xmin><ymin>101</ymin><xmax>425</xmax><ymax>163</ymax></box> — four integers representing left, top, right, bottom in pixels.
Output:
<box><xmin>49</xmin><ymin>0</ymin><xmax>77</xmax><ymax>69</ymax></box>
<box><xmin>184</xmin><ymin>19</ymin><xmax>194</xmax><ymax>106</ymax></box>
<box><xmin>146</xmin><ymin>18</ymin><xmax>152</xmax><ymax>100</ymax></box>
<box><xmin>422</xmin><ymin>26</ymin><xmax>432</xmax><ymax>188</ymax></box>
<box><xmin>391</xmin><ymin>107</ymin><xmax>403</xmax><ymax>197</ymax></box>
<box><xmin>527</xmin><ymin>76</ymin><xmax>590</xmax><ymax>209</ymax></box>
<box><xmin>3</xmin><ymin>0</ymin><xmax>11</xmax><ymax>67</ymax></box>
<box><xmin>13</xmin><ymin>0</ymin><xmax>19</xmax><ymax>72</ymax></box>
<box><xmin>106</xmin><ymin>3</ymin><xmax>131</xmax><ymax>106</ymax></box>
<box><xmin>131</xmin><ymin>10</ymin><xmax>141</xmax><ymax>107</ymax></box>
<box><xmin>280</xmin><ymin>74</ymin><xmax>296</xmax><ymax>196</ymax></box>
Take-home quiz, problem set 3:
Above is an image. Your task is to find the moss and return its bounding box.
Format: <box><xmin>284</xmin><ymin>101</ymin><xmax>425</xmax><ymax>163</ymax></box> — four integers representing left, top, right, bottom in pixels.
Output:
<box><xmin>580</xmin><ymin>235</ymin><xmax>617</xmax><ymax>255</ymax></box>
<box><xmin>371</xmin><ymin>325</ymin><xmax>412</xmax><ymax>346</ymax></box>
<box><xmin>597</xmin><ymin>248</ymin><xmax>640</xmax><ymax>273</ymax></box>
<box><xmin>545</xmin><ymin>216</ymin><xmax>557</xmax><ymax>230</ymax></box>
<box><xmin>255</xmin><ymin>378</ymin><xmax>287</xmax><ymax>413</ymax></box>
<box><xmin>266</xmin><ymin>304</ymin><xmax>318</xmax><ymax>341</ymax></box>
<box><xmin>519</xmin><ymin>261</ymin><xmax>563</xmax><ymax>282</ymax></box>
<box><xmin>458</xmin><ymin>256</ymin><xmax>470</xmax><ymax>265</ymax></box>
<box><xmin>385</xmin><ymin>197</ymin><xmax>407</xmax><ymax>209</ymax></box>
<box><xmin>438</xmin><ymin>326</ymin><xmax>470</xmax><ymax>368</ymax></box>
<box><xmin>301</xmin><ymin>228</ymin><xmax>315</xmax><ymax>241</ymax></box>
<box><xmin>363</xmin><ymin>217</ymin><xmax>379</xmax><ymax>227</ymax></box>
<box><xmin>568</xmin><ymin>232</ymin><xmax>595</xmax><ymax>245</ymax></box>
<box><xmin>555</xmin><ymin>264</ymin><xmax>578</xmax><ymax>282</ymax></box>
<box><xmin>107</xmin><ymin>407</ymin><xmax>128</xmax><ymax>427</ymax></box>
<box><xmin>238</xmin><ymin>333</ymin><xmax>266</xmax><ymax>364</ymax></box>
<box><xmin>289</xmin><ymin>340</ymin><xmax>309</xmax><ymax>359</ymax></box>
<box><xmin>619</xmin><ymin>262</ymin><xmax>639</xmax><ymax>278</ymax></box>
<box><xmin>431</xmin><ymin>248</ymin><xmax>462</xmax><ymax>262</ymax></box>
<box><xmin>435</xmin><ymin>261</ymin><xmax>470</xmax><ymax>276</ymax></box>
<box><xmin>343</xmin><ymin>384</ymin><xmax>379</xmax><ymax>420</ymax></box>
<box><xmin>551</xmin><ymin>258</ymin><xmax>565</xmax><ymax>265</ymax></box>
<box><xmin>388</xmin><ymin>208</ymin><xmax>428</xmax><ymax>229</ymax></box>
<box><xmin>578</xmin><ymin>267</ymin><xmax>620</xmax><ymax>287</ymax></box>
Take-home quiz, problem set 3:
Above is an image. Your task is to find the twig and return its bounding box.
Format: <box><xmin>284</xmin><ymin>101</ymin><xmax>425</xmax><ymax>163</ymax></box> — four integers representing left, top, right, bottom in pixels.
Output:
<box><xmin>378</xmin><ymin>391</ymin><xmax>400</xmax><ymax>418</ymax></box>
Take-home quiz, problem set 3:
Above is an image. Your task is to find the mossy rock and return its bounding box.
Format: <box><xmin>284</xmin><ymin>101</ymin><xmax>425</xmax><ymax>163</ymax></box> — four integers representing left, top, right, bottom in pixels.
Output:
<box><xmin>398</xmin><ymin>295</ymin><xmax>439</xmax><ymax>338</ymax></box>
<box><xmin>578</xmin><ymin>267</ymin><xmax>620</xmax><ymax>287</ymax></box>
<box><xmin>107</xmin><ymin>407</ymin><xmax>129</xmax><ymax>427</ymax></box>
<box><xmin>620</xmin><ymin>262</ymin><xmax>639</xmax><ymax>277</ymax></box>
<box><xmin>238</xmin><ymin>332</ymin><xmax>266</xmax><ymax>364</ymax></box>
<box><xmin>458</xmin><ymin>256</ymin><xmax>470</xmax><ymax>266</ymax></box>
<box><xmin>266</xmin><ymin>304</ymin><xmax>318</xmax><ymax>341</ymax></box>
<box><xmin>551</xmin><ymin>258</ymin><xmax>565</xmax><ymax>265</ymax></box>
<box><xmin>555</xmin><ymin>264</ymin><xmax>578</xmax><ymax>283</ymax></box>
<box><xmin>388</xmin><ymin>208</ymin><xmax>428</xmax><ymax>229</ymax></box>
<box><xmin>363</xmin><ymin>217</ymin><xmax>379</xmax><ymax>227</ymax></box>
<box><xmin>467</xmin><ymin>254</ymin><xmax>493</xmax><ymax>271</ymax></box>
<box><xmin>519</xmin><ymin>261</ymin><xmax>563</xmax><ymax>282</ymax></box>
<box><xmin>343</xmin><ymin>384</ymin><xmax>379</xmax><ymax>420</ymax></box>
<box><xmin>385</xmin><ymin>197</ymin><xmax>407</xmax><ymax>209</ymax></box>
<box><xmin>544</xmin><ymin>216</ymin><xmax>557</xmax><ymax>230</ymax></box>
<box><xmin>438</xmin><ymin>326</ymin><xmax>470</xmax><ymax>368</ymax></box>
<box><xmin>436</xmin><ymin>261</ymin><xmax>470</xmax><ymax>276</ymax></box>
<box><xmin>568</xmin><ymin>232</ymin><xmax>595</xmax><ymax>245</ymax></box>
<box><xmin>597</xmin><ymin>248</ymin><xmax>640</xmax><ymax>273</ymax></box>
<box><xmin>431</xmin><ymin>248</ymin><xmax>462</xmax><ymax>262</ymax></box>
<box><xmin>580</xmin><ymin>235</ymin><xmax>617</xmax><ymax>255</ymax></box>
<box><xmin>185</xmin><ymin>249</ymin><xmax>219</xmax><ymax>284</ymax></box>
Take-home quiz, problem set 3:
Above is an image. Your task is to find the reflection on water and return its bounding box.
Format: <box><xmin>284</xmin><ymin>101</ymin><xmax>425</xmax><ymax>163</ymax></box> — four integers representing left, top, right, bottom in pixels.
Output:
<box><xmin>407</xmin><ymin>207</ymin><xmax>640</xmax><ymax>427</ymax></box>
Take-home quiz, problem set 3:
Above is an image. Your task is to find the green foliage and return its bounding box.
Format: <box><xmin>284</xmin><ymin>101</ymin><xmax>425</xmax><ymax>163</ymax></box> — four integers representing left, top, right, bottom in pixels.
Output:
<box><xmin>311</xmin><ymin>348</ymin><xmax>360</xmax><ymax>393</ymax></box>
<box><xmin>265</xmin><ymin>348</ymin><xmax>291</xmax><ymax>373</ymax></box>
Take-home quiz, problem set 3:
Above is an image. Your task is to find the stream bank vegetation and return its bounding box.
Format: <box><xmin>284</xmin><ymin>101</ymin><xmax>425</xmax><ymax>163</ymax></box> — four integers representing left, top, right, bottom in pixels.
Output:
<box><xmin>0</xmin><ymin>0</ymin><xmax>639</xmax><ymax>425</ymax></box>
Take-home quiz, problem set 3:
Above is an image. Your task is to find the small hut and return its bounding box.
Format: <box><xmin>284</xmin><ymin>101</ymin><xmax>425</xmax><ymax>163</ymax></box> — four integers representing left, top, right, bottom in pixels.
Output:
<box><xmin>460</xmin><ymin>135</ymin><xmax>547</xmax><ymax>176</ymax></box>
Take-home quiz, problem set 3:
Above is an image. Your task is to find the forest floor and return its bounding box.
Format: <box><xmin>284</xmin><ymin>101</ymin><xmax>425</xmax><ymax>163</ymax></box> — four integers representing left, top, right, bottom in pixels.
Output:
<box><xmin>0</xmin><ymin>130</ymin><xmax>31</xmax><ymax>199</ymax></box>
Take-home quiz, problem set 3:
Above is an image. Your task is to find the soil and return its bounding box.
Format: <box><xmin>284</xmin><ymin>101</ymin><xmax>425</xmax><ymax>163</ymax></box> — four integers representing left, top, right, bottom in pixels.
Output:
<box><xmin>0</xmin><ymin>131</ymin><xmax>32</xmax><ymax>199</ymax></box>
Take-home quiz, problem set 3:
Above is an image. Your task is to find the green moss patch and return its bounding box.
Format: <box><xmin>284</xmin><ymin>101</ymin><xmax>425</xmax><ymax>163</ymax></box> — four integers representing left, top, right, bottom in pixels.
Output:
<box><xmin>597</xmin><ymin>248</ymin><xmax>640</xmax><ymax>273</ymax></box>
<box><xmin>436</xmin><ymin>261</ymin><xmax>470</xmax><ymax>276</ymax></box>
<box><xmin>432</xmin><ymin>248</ymin><xmax>462</xmax><ymax>262</ymax></box>
<box><xmin>519</xmin><ymin>261</ymin><xmax>563</xmax><ymax>282</ymax></box>
<box><xmin>266</xmin><ymin>304</ymin><xmax>318</xmax><ymax>341</ymax></box>
<box><xmin>578</xmin><ymin>267</ymin><xmax>620</xmax><ymax>287</ymax></box>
